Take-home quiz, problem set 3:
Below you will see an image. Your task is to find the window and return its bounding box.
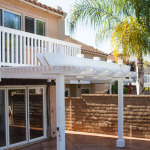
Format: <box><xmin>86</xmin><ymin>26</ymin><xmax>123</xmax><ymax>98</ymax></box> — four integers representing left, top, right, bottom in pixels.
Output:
<box><xmin>25</xmin><ymin>16</ymin><xmax>45</xmax><ymax>36</ymax></box>
<box><xmin>4</xmin><ymin>11</ymin><xmax>21</xmax><ymax>30</ymax></box>
<box><xmin>0</xmin><ymin>9</ymin><xmax>21</xmax><ymax>30</ymax></box>
<box><xmin>81</xmin><ymin>89</ymin><xmax>90</xmax><ymax>94</ymax></box>
<box><xmin>25</xmin><ymin>16</ymin><xmax>34</xmax><ymax>33</ymax></box>
<box><xmin>36</xmin><ymin>20</ymin><xmax>45</xmax><ymax>36</ymax></box>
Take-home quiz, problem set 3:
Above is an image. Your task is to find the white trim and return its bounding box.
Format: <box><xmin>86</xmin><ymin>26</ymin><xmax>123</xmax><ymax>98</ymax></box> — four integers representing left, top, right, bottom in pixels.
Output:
<box><xmin>28</xmin><ymin>87</ymin><xmax>47</xmax><ymax>142</ymax></box>
<box><xmin>0</xmin><ymin>88</ymin><xmax>7</xmax><ymax>150</ymax></box>
<box><xmin>0</xmin><ymin>86</ymin><xmax>47</xmax><ymax>149</ymax></box>
<box><xmin>5</xmin><ymin>88</ymin><xmax>9</xmax><ymax>148</ymax></box>
<box><xmin>7</xmin><ymin>88</ymin><xmax>27</xmax><ymax>146</ymax></box>
<box><xmin>56</xmin><ymin>74</ymin><xmax>65</xmax><ymax>150</ymax></box>
<box><xmin>25</xmin><ymin>15</ymin><xmax>45</xmax><ymax>36</ymax></box>
<box><xmin>116</xmin><ymin>78</ymin><xmax>125</xmax><ymax>148</ymax></box>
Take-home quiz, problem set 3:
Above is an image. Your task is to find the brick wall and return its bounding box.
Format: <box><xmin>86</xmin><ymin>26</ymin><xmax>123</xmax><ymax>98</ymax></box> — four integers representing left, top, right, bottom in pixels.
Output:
<box><xmin>65</xmin><ymin>94</ymin><xmax>150</xmax><ymax>139</ymax></box>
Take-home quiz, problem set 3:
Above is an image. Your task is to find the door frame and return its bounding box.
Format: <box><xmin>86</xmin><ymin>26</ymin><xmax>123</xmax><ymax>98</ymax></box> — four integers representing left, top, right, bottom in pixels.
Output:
<box><xmin>28</xmin><ymin>86</ymin><xmax>47</xmax><ymax>143</ymax></box>
<box><xmin>0</xmin><ymin>88</ymin><xmax>7</xmax><ymax>150</ymax></box>
<box><xmin>0</xmin><ymin>85</ymin><xmax>47</xmax><ymax>149</ymax></box>
<box><xmin>7</xmin><ymin>87</ymin><xmax>28</xmax><ymax>149</ymax></box>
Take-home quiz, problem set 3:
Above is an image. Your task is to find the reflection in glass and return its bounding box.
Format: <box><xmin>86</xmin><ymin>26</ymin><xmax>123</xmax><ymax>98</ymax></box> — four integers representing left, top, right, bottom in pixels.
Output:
<box><xmin>36</xmin><ymin>20</ymin><xmax>45</xmax><ymax>36</ymax></box>
<box><xmin>25</xmin><ymin>16</ymin><xmax>34</xmax><ymax>34</ymax></box>
<box><xmin>8</xmin><ymin>89</ymin><xmax>26</xmax><ymax>144</ymax></box>
<box><xmin>4</xmin><ymin>11</ymin><xmax>21</xmax><ymax>30</ymax></box>
<box><xmin>0</xmin><ymin>90</ymin><xmax>6</xmax><ymax>148</ymax></box>
<box><xmin>29</xmin><ymin>88</ymin><xmax>43</xmax><ymax>139</ymax></box>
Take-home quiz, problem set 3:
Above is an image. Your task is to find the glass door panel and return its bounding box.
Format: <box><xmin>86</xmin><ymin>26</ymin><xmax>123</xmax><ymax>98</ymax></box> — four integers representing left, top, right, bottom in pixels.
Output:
<box><xmin>8</xmin><ymin>89</ymin><xmax>26</xmax><ymax>145</ymax></box>
<box><xmin>0</xmin><ymin>90</ymin><xmax>6</xmax><ymax>148</ymax></box>
<box><xmin>29</xmin><ymin>88</ymin><xmax>44</xmax><ymax>140</ymax></box>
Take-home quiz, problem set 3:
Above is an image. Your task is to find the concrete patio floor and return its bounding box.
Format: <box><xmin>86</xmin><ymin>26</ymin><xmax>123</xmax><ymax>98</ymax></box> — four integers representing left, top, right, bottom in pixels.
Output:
<box><xmin>17</xmin><ymin>131</ymin><xmax>150</xmax><ymax>150</ymax></box>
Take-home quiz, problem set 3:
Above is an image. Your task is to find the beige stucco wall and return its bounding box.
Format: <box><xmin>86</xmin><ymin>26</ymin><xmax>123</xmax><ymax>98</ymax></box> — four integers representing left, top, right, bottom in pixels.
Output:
<box><xmin>66</xmin><ymin>83</ymin><xmax>108</xmax><ymax>97</ymax></box>
<box><xmin>82</xmin><ymin>52</ymin><xmax>107</xmax><ymax>61</ymax></box>
<box><xmin>0</xmin><ymin>0</ymin><xmax>65</xmax><ymax>40</ymax></box>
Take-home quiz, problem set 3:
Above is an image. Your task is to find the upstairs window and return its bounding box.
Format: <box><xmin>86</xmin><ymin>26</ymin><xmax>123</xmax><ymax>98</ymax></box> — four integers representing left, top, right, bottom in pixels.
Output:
<box><xmin>0</xmin><ymin>9</ymin><xmax>21</xmax><ymax>30</ymax></box>
<box><xmin>4</xmin><ymin>11</ymin><xmax>21</xmax><ymax>30</ymax></box>
<box><xmin>25</xmin><ymin>16</ymin><xmax>34</xmax><ymax>33</ymax></box>
<box><xmin>25</xmin><ymin>16</ymin><xmax>45</xmax><ymax>36</ymax></box>
<box><xmin>36</xmin><ymin>20</ymin><xmax>45</xmax><ymax>36</ymax></box>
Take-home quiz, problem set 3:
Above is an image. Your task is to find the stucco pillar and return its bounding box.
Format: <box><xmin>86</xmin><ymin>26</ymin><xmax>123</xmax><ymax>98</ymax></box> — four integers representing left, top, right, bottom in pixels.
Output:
<box><xmin>116</xmin><ymin>78</ymin><xmax>125</xmax><ymax>148</ymax></box>
<box><xmin>56</xmin><ymin>74</ymin><xmax>65</xmax><ymax>150</ymax></box>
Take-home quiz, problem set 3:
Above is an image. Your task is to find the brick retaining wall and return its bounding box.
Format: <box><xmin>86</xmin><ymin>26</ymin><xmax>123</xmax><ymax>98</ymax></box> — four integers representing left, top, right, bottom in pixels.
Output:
<box><xmin>65</xmin><ymin>94</ymin><xmax>150</xmax><ymax>139</ymax></box>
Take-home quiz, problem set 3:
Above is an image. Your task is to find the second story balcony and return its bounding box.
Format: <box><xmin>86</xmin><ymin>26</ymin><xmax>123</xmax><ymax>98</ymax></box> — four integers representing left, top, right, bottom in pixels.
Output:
<box><xmin>0</xmin><ymin>26</ymin><xmax>81</xmax><ymax>67</ymax></box>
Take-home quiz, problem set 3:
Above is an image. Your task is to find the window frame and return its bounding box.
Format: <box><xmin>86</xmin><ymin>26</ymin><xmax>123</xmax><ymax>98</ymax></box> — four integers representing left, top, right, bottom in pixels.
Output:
<box><xmin>25</xmin><ymin>15</ymin><xmax>45</xmax><ymax>36</ymax></box>
<box><xmin>0</xmin><ymin>8</ymin><xmax>22</xmax><ymax>30</ymax></box>
<box><xmin>81</xmin><ymin>88</ymin><xmax>90</xmax><ymax>94</ymax></box>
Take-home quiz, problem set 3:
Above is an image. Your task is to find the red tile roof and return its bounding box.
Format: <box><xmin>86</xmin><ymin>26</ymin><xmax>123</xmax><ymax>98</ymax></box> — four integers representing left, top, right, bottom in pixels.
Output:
<box><xmin>24</xmin><ymin>0</ymin><xmax>64</xmax><ymax>16</ymax></box>
<box><xmin>65</xmin><ymin>36</ymin><xmax>108</xmax><ymax>56</ymax></box>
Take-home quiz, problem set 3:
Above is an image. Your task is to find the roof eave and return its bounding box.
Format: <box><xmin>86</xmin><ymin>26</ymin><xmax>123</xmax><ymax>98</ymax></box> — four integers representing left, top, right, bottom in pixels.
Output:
<box><xmin>82</xmin><ymin>49</ymin><xmax>108</xmax><ymax>57</ymax></box>
<box><xmin>19</xmin><ymin>0</ymin><xmax>66</xmax><ymax>17</ymax></box>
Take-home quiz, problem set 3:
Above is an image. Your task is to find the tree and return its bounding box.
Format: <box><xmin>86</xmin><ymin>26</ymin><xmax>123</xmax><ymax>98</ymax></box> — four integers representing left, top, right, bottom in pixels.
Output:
<box><xmin>69</xmin><ymin>0</ymin><xmax>149</xmax><ymax>94</ymax></box>
<box><xmin>111</xmin><ymin>17</ymin><xmax>149</xmax><ymax>94</ymax></box>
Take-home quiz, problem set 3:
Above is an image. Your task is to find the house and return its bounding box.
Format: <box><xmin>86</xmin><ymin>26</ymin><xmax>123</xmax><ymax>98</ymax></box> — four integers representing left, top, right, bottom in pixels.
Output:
<box><xmin>107</xmin><ymin>53</ymin><xmax>150</xmax><ymax>94</ymax></box>
<box><xmin>0</xmin><ymin>0</ymin><xmax>135</xmax><ymax>150</ymax></box>
<box><xmin>65</xmin><ymin>36</ymin><xmax>109</xmax><ymax>97</ymax></box>
<box><xmin>0</xmin><ymin>0</ymin><xmax>81</xmax><ymax>149</ymax></box>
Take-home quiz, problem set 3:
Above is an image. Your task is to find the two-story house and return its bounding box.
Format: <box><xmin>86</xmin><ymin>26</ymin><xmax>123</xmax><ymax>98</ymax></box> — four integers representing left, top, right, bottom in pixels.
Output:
<box><xmin>0</xmin><ymin>0</ymin><xmax>82</xmax><ymax>149</ymax></box>
<box><xmin>0</xmin><ymin>0</ymin><xmax>135</xmax><ymax>150</ymax></box>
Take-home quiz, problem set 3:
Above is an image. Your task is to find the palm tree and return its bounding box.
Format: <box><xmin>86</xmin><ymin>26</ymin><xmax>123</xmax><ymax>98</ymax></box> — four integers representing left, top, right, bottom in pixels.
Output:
<box><xmin>69</xmin><ymin>0</ymin><xmax>149</xmax><ymax>94</ymax></box>
<box><xmin>111</xmin><ymin>17</ymin><xmax>149</xmax><ymax>94</ymax></box>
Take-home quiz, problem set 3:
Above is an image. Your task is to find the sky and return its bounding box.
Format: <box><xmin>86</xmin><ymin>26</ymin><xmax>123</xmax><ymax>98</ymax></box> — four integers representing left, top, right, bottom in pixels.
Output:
<box><xmin>38</xmin><ymin>0</ymin><xmax>112</xmax><ymax>54</ymax></box>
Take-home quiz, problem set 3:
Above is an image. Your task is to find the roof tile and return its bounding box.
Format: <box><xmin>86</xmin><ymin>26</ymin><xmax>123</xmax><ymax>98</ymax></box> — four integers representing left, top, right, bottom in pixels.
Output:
<box><xmin>65</xmin><ymin>36</ymin><xmax>108</xmax><ymax>56</ymax></box>
<box><xmin>24</xmin><ymin>0</ymin><xmax>64</xmax><ymax>16</ymax></box>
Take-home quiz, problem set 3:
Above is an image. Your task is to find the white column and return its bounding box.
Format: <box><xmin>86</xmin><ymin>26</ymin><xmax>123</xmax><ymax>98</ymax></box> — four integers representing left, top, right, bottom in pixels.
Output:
<box><xmin>56</xmin><ymin>74</ymin><xmax>65</xmax><ymax>150</ymax></box>
<box><xmin>116</xmin><ymin>78</ymin><xmax>125</xmax><ymax>148</ymax></box>
<box><xmin>109</xmin><ymin>83</ymin><xmax>112</xmax><ymax>94</ymax></box>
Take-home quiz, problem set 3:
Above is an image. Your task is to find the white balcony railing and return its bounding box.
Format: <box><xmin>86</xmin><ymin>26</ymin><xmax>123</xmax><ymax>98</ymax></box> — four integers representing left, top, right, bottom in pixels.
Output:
<box><xmin>0</xmin><ymin>26</ymin><xmax>81</xmax><ymax>66</ymax></box>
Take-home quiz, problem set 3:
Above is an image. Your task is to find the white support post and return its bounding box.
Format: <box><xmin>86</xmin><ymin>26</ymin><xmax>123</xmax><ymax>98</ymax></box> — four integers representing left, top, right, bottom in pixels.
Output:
<box><xmin>109</xmin><ymin>83</ymin><xmax>112</xmax><ymax>94</ymax></box>
<box><xmin>56</xmin><ymin>74</ymin><xmax>65</xmax><ymax>150</ymax></box>
<box><xmin>116</xmin><ymin>78</ymin><xmax>125</xmax><ymax>148</ymax></box>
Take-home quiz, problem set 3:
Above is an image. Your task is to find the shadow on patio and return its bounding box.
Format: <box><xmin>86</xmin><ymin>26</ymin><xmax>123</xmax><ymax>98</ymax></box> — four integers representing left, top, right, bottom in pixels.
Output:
<box><xmin>17</xmin><ymin>131</ymin><xmax>150</xmax><ymax>150</ymax></box>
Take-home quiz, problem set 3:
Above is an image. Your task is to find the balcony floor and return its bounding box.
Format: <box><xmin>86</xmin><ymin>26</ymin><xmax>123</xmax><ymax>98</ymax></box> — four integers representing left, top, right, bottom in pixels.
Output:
<box><xmin>17</xmin><ymin>131</ymin><xmax>150</xmax><ymax>150</ymax></box>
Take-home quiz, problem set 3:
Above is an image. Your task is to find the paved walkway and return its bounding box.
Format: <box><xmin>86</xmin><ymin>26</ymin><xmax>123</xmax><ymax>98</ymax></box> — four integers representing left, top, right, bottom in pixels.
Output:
<box><xmin>17</xmin><ymin>131</ymin><xmax>150</xmax><ymax>150</ymax></box>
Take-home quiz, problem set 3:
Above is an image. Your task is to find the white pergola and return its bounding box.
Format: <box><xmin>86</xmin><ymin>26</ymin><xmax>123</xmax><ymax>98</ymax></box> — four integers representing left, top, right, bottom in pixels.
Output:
<box><xmin>0</xmin><ymin>50</ymin><xmax>136</xmax><ymax>150</ymax></box>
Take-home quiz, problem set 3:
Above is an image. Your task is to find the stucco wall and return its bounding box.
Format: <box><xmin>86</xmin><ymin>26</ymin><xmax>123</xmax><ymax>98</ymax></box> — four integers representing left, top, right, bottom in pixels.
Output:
<box><xmin>82</xmin><ymin>52</ymin><xmax>107</xmax><ymax>61</ymax></box>
<box><xmin>0</xmin><ymin>0</ymin><xmax>65</xmax><ymax>40</ymax></box>
<box><xmin>65</xmin><ymin>84</ymin><xmax>108</xmax><ymax>97</ymax></box>
<box><xmin>65</xmin><ymin>94</ymin><xmax>150</xmax><ymax>139</ymax></box>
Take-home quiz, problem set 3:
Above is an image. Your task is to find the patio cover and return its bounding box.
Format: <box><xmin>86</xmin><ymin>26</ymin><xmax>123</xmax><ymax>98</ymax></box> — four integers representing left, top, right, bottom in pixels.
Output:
<box><xmin>0</xmin><ymin>50</ymin><xmax>136</xmax><ymax>150</ymax></box>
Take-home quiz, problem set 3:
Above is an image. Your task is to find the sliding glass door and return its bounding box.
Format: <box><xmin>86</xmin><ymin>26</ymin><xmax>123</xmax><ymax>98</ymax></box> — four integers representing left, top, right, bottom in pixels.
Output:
<box><xmin>8</xmin><ymin>89</ymin><xmax>27</xmax><ymax>145</ymax></box>
<box><xmin>0</xmin><ymin>90</ymin><xmax>6</xmax><ymax>149</ymax></box>
<box><xmin>29</xmin><ymin>88</ymin><xmax>44</xmax><ymax>141</ymax></box>
<box><xmin>0</xmin><ymin>86</ymin><xmax>46</xmax><ymax>149</ymax></box>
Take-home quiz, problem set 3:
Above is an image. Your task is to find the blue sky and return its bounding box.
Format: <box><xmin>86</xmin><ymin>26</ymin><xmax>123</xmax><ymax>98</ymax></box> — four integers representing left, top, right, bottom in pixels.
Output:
<box><xmin>38</xmin><ymin>0</ymin><xmax>112</xmax><ymax>54</ymax></box>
